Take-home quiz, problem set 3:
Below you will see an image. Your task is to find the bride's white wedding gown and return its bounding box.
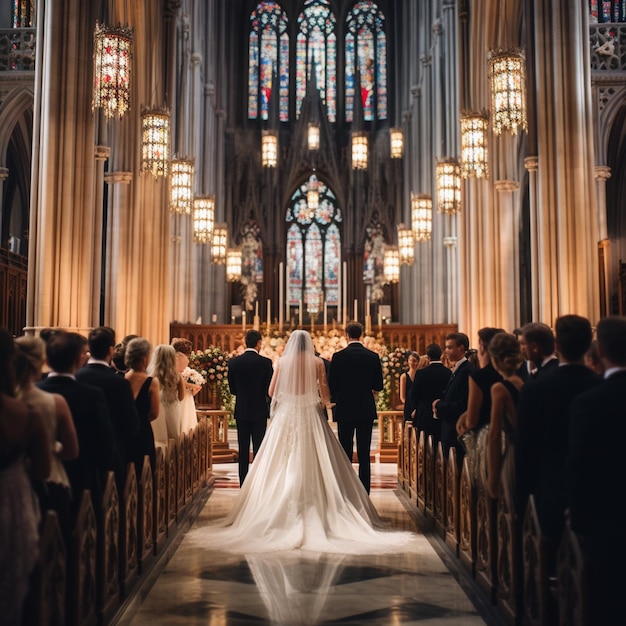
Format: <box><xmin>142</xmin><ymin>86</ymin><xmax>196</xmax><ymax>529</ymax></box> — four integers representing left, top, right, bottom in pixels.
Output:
<box><xmin>188</xmin><ymin>331</ymin><xmax>416</xmax><ymax>555</ymax></box>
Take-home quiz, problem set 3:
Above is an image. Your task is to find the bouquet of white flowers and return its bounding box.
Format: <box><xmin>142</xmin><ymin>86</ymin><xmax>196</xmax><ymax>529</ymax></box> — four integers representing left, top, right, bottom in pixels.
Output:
<box><xmin>181</xmin><ymin>366</ymin><xmax>206</xmax><ymax>387</ymax></box>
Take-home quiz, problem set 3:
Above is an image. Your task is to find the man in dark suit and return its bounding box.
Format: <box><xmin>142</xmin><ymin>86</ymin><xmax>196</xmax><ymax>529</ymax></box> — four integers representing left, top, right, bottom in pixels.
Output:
<box><xmin>565</xmin><ymin>316</ymin><xmax>626</xmax><ymax>624</ymax></box>
<box><xmin>519</xmin><ymin>322</ymin><xmax>558</xmax><ymax>379</ymax></box>
<box><xmin>328</xmin><ymin>321</ymin><xmax>383</xmax><ymax>493</ymax></box>
<box><xmin>37</xmin><ymin>331</ymin><xmax>116</xmax><ymax>513</ymax></box>
<box><xmin>516</xmin><ymin>315</ymin><xmax>601</xmax><ymax>563</ymax></box>
<box><xmin>228</xmin><ymin>329</ymin><xmax>274</xmax><ymax>485</ymax></box>
<box><xmin>409</xmin><ymin>343</ymin><xmax>450</xmax><ymax>442</ymax></box>
<box><xmin>76</xmin><ymin>326</ymin><xmax>140</xmax><ymax>486</ymax></box>
<box><xmin>432</xmin><ymin>332</ymin><xmax>473</xmax><ymax>465</ymax></box>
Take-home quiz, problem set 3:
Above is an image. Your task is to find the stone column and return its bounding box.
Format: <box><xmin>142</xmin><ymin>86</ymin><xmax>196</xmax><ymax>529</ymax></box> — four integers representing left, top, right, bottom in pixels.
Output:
<box><xmin>92</xmin><ymin>145</ymin><xmax>110</xmax><ymax>324</ymax></box>
<box><xmin>524</xmin><ymin>157</ymin><xmax>540</xmax><ymax>321</ymax></box>
<box><xmin>594</xmin><ymin>165</ymin><xmax>611</xmax><ymax>316</ymax></box>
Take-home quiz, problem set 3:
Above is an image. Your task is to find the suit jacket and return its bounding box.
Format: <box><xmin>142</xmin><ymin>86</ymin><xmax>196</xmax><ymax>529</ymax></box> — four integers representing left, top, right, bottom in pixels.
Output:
<box><xmin>227</xmin><ymin>349</ymin><xmax>274</xmax><ymax>422</ymax></box>
<box><xmin>516</xmin><ymin>364</ymin><xmax>601</xmax><ymax>535</ymax></box>
<box><xmin>409</xmin><ymin>362</ymin><xmax>451</xmax><ymax>438</ymax></box>
<box><xmin>328</xmin><ymin>342</ymin><xmax>383</xmax><ymax>425</ymax></box>
<box><xmin>533</xmin><ymin>356</ymin><xmax>559</xmax><ymax>379</ymax></box>
<box><xmin>37</xmin><ymin>375</ymin><xmax>117</xmax><ymax>501</ymax></box>
<box><xmin>76</xmin><ymin>363</ymin><xmax>140</xmax><ymax>475</ymax></box>
<box><xmin>436</xmin><ymin>359</ymin><xmax>473</xmax><ymax>455</ymax></box>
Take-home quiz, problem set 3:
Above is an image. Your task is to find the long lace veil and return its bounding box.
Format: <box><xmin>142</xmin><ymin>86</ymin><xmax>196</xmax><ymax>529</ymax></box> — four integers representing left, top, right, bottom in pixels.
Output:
<box><xmin>270</xmin><ymin>330</ymin><xmax>320</xmax><ymax>415</ymax></box>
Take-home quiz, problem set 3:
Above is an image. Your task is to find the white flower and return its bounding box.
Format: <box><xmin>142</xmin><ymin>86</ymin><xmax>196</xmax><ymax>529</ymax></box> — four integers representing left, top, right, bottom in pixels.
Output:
<box><xmin>182</xmin><ymin>366</ymin><xmax>206</xmax><ymax>386</ymax></box>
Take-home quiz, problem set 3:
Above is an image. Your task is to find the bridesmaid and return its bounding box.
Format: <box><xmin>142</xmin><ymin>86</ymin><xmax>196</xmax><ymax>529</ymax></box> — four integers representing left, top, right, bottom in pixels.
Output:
<box><xmin>124</xmin><ymin>338</ymin><xmax>159</xmax><ymax>472</ymax></box>
<box><xmin>399</xmin><ymin>351</ymin><xmax>421</xmax><ymax>422</ymax></box>
<box><xmin>148</xmin><ymin>344</ymin><xmax>184</xmax><ymax>444</ymax></box>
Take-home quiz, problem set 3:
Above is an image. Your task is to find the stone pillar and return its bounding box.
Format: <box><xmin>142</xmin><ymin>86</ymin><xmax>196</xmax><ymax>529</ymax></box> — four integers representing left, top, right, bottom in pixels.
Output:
<box><xmin>93</xmin><ymin>145</ymin><xmax>110</xmax><ymax>324</ymax></box>
<box><xmin>0</xmin><ymin>167</ymin><xmax>8</xmax><ymax>244</ymax></box>
<box><xmin>594</xmin><ymin>165</ymin><xmax>611</xmax><ymax>316</ymax></box>
<box><xmin>524</xmin><ymin>157</ymin><xmax>540</xmax><ymax>321</ymax></box>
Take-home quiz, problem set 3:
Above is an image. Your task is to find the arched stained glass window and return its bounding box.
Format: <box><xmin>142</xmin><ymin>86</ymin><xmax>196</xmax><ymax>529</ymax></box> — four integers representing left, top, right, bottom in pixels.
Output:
<box><xmin>590</xmin><ymin>0</ymin><xmax>626</xmax><ymax>22</ymax></box>
<box><xmin>345</xmin><ymin>1</ymin><xmax>387</xmax><ymax>122</ymax></box>
<box><xmin>295</xmin><ymin>0</ymin><xmax>337</xmax><ymax>122</ymax></box>
<box><xmin>286</xmin><ymin>177</ymin><xmax>342</xmax><ymax>316</ymax></box>
<box><xmin>248</xmin><ymin>2</ymin><xmax>289</xmax><ymax>121</ymax></box>
<box><xmin>363</xmin><ymin>214</ymin><xmax>386</xmax><ymax>302</ymax></box>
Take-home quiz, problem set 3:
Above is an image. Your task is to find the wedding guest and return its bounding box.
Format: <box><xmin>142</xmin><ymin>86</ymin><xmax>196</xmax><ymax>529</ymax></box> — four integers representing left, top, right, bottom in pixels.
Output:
<box><xmin>125</xmin><ymin>338</ymin><xmax>159</xmax><ymax>474</ymax></box>
<box><xmin>76</xmin><ymin>327</ymin><xmax>140</xmax><ymax>486</ymax></box>
<box><xmin>486</xmin><ymin>333</ymin><xmax>524</xmax><ymax>500</ymax></box>
<box><xmin>433</xmin><ymin>332</ymin><xmax>473</xmax><ymax>465</ymax></box>
<box><xmin>399</xmin><ymin>351</ymin><xmax>420</xmax><ymax>423</ymax></box>
<box><xmin>409</xmin><ymin>343</ymin><xmax>450</xmax><ymax>442</ymax></box>
<box><xmin>171</xmin><ymin>337</ymin><xmax>202</xmax><ymax>434</ymax></box>
<box><xmin>519</xmin><ymin>322</ymin><xmax>558</xmax><ymax>379</ymax></box>
<box><xmin>516</xmin><ymin>315</ymin><xmax>600</xmax><ymax>569</ymax></box>
<box><xmin>111</xmin><ymin>334</ymin><xmax>138</xmax><ymax>375</ymax></box>
<box><xmin>583</xmin><ymin>339</ymin><xmax>604</xmax><ymax>375</ymax></box>
<box><xmin>0</xmin><ymin>329</ymin><xmax>51</xmax><ymax>626</ymax></box>
<box><xmin>37</xmin><ymin>331</ymin><xmax>116</xmax><ymax>513</ymax></box>
<box><xmin>566</xmin><ymin>315</ymin><xmax>626</xmax><ymax>624</ymax></box>
<box><xmin>13</xmin><ymin>336</ymin><xmax>78</xmax><ymax>541</ymax></box>
<box><xmin>148</xmin><ymin>344</ymin><xmax>184</xmax><ymax>444</ymax></box>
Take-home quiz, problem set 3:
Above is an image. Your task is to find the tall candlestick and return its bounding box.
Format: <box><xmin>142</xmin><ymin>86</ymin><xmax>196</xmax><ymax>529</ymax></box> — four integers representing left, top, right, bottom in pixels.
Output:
<box><xmin>279</xmin><ymin>262</ymin><xmax>284</xmax><ymax>332</ymax></box>
<box><xmin>255</xmin><ymin>301</ymin><xmax>259</xmax><ymax>317</ymax></box>
<box><xmin>242</xmin><ymin>310</ymin><xmax>246</xmax><ymax>331</ymax></box>
<box><xmin>378</xmin><ymin>311</ymin><xmax>382</xmax><ymax>328</ymax></box>
<box><xmin>323</xmin><ymin>302</ymin><xmax>328</xmax><ymax>333</ymax></box>
<box><xmin>342</xmin><ymin>261</ymin><xmax>347</xmax><ymax>325</ymax></box>
<box><xmin>299</xmin><ymin>300</ymin><xmax>303</xmax><ymax>327</ymax></box>
<box><xmin>353</xmin><ymin>299</ymin><xmax>358</xmax><ymax>322</ymax></box>
<box><xmin>267</xmin><ymin>299</ymin><xmax>271</xmax><ymax>331</ymax></box>
<box><xmin>366</xmin><ymin>299</ymin><xmax>370</xmax><ymax>315</ymax></box>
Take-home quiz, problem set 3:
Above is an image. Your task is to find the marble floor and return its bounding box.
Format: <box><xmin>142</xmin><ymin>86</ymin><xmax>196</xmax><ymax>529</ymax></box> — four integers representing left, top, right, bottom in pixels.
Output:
<box><xmin>121</xmin><ymin>459</ymin><xmax>497</xmax><ymax>626</ymax></box>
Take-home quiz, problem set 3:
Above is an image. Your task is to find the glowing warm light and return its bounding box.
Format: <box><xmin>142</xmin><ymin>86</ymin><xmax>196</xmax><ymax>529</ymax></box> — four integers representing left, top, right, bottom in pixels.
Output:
<box><xmin>411</xmin><ymin>193</ymin><xmax>433</xmax><ymax>242</ymax></box>
<box><xmin>140</xmin><ymin>107</ymin><xmax>170</xmax><ymax>177</ymax></box>
<box><xmin>436</xmin><ymin>159</ymin><xmax>462</xmax><ymax>215</ymax></box>
<box><xmin>489</xmin><ymin>49</ymin><xmax>527</xmax><ymax>135</ymax></box>
<box><xmin>226</xmin><ymin>248</ymin><xmax>242</xmax><ymax>282</ymax></box>
<box><xmin>308</xmin><ymin>122</ymin><xmax>320</xmax><ymax>151</ymax></box>
<box><xmin>398</xmin><ymin>225</ymin><xmax>414</xmax><ymax>265</ymax></box>
<box><xmin>211</xmin><ymin>224</ymin><xmax>228</xmax><ymax>264</ymax></box>
<box><xmin>351</xmin><ymin>132</ymin><xmax>368</xmax><ymax>170</ymax></box>
<box><xmin>460</xmin><ymin>113</ymin><xmax>489</xmax><ymax>178</ymax></box>
<box><xmin>390</xmin><ymin>127</ymin><xmax>404</xmax><ymax>159</ymax></box>
<box><xmin>383</xmin><ymin>246</ymin><xmax>400</xmax><ymax>284</ymax></box>
<box><xmin>192</xmin><ymin>196</ymin><xmax>215</xmax><ymax>244</ymax></box>
<box><xmin>169</xmin><ymin>159</ymin><xmax>194</xmax><ymax>214</ymax></box>
<box><xmin>262</xmin><ymin>130</ymin><xmax>278</xmax><ymax>167</ymax></box>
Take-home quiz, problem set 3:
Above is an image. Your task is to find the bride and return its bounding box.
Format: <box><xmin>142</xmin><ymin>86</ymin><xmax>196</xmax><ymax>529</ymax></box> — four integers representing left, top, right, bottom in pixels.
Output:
<box><xmin>188</xmin><ymin>330</ymin><xmax>415</xmax><ymax>554</ymax></box>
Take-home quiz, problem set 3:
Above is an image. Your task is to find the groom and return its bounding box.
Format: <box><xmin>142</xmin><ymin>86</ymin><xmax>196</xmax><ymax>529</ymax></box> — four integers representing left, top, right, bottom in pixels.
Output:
<box><xmin>228</xmin><ymin>329</ymin><xmax>274</xmax><ymax>485</ymax></box>
<box><xmin>328</xmin><ymin>321</ymin><xmax>383</xmax><ymax>493</ymax></box>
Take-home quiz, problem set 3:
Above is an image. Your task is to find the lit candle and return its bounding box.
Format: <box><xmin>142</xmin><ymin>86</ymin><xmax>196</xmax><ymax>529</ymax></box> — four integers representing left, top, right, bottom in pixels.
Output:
<box><xmin>323</xmin><ymin>302</ymin><xmax>328</xmax><ymax>333</ymax></box>
<box><xmin>366</xmin><ymin>299</ymin><xmax>370</xmax><ymax>315</ymax></box>
<box><xmin>279</xmin><ymin>262</ymin><xmax>284</xmax><ymax>332</ymax></box>
<box><xmin>255</xmin><ymin>301</ymin><xmax>259</xmax><ymax>317</ymax></box>
<box><xmin>378</xmin><ymin>310</ymin><xmax>383</xmax><ymax>328</ymax></box>
<box><xmin>267</xmin><ymin>299</ymin><xmax>271</xmax><ymax>328</ymax></box>
<box><xmin>342</xmin><ymin>261</ymin><xmax>347</xmax><ymax>325</ymax></box>
<box><xmin>354</xmin><ymin>299</ymin><xmax>358</xmax><ymax>322</ymax></box>
<box><xmin>242</xmin><ymin>310</ymin><xmax>246</xmax><ymax>331</ymax></box>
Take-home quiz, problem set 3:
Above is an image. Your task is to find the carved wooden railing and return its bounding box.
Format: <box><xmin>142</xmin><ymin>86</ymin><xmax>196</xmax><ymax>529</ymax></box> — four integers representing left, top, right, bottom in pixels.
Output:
<box><xmin>24</xmin><ymin>422</ymin><xmax>213</xmax><ymax>626</ymax></box>
<box><xmin>398</xmin><ymin>423</ymin><xmax>593</xmax><ymax>626</ymax></box>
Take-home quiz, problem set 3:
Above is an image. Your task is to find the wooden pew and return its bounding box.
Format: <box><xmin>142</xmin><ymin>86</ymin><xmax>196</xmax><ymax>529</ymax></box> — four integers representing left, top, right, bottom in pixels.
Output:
<box><xmin>557</xmin><ymin>519</ymin><xmax>588</xmax><ymax>626</ymax></box>
<box><xmin>458</xmin><ymin>455</ymin><xmax>476</xmax><ymax>576</ymax></box>
<box><xmin>416</xmin><ymin>430</ymin><xmax>425</xmax><ymax>509</ymax></box>
<box><xmin>119</xmin><ymin>464</ymin><xmax>138</xmax><ymax>597</ymax></box>
<box><xmin>153</xmin><ymin>449</ymin><xmax>166</xmax><ymax>552</ymax></box>
<box><xmin>166</xmin><ymin>442</ymin><xmax>177</xmax><ymax>535</ymax></box>
<box><xmin>495</xmin><ymin>487</ymin><xmax>521</xmax><ymax>623</ymax></box>
<box><xmin>475</xmin><ymin>475</ymin><xmax>497</xmax><ymax>604</ymax></box>
<box><xmin>444</xmin><ymin>447</ymin><xmax>459</xmax><ymax>552</ymax></box>
<box><xmin>138</xmin><ymin>455</ymin><xmax>155</xmax><ymax>570</ymax></box>
<box><xmin>98</xmin><ymin>472</ymin><xmax>120</xmax><ymax>624</ymax></box>
<box><xmin>434</xmin><ymin>441</ymin><xmax>446</xmax><ymax>537</ymax></box>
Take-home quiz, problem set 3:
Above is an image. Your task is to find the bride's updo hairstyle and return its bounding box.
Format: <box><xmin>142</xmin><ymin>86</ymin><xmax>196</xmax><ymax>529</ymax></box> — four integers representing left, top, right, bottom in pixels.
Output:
<box><xmin>270</xmin><ymin>330</ymin><xmax>320</xmax><ymax>415</ymax></box>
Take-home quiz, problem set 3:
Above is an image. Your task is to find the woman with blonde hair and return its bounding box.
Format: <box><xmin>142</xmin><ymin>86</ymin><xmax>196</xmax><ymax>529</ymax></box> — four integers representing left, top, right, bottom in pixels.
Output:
<box><xmin>13</xmin><ymin>335</ymin><xmax>79</xmax><ymax>539</ymax></box>
<box><xmin>148</xmin><ymin>344</ymin><xmax>184</xmax><ymax>444</ymax></box>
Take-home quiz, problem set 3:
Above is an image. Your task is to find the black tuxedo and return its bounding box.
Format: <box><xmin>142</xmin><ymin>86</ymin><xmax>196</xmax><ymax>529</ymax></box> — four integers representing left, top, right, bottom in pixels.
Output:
<box><xmin>566</xmin><ymin>370</ymin><xmax>626</xmax><ymax>623</ymax></box>
<box><xmin>409</xmin><ymin>362</ymin><xmax>451</xmax><ymax>440</ymax></box>
<box><xmin>532</xmin><ymin>356</ymin><xmax>559</xmax><ymax>379</ymax></box>
<box><xmin>328</xmin><ymin>342</ymin><xmax>383</xmax><ymax>493</ymax></box>
<box><xmin>516</xmin><ymin>364</ymin><xmax>601</xmax><ymax>541</ymax></box>
<box><xmin>435</xmin><ymin>359</ymin><xmax>473</xmax><ymax>462</ymax></box>
<box><xmin>76</xmin><ymin>362</ymin><xmax>140</xmax><ymax>483</ymax></box>
<box><xmin>227</xmin><ymin>348</ymin><xmax>274</xmax><ymax>485</ymax></box>
<box><xmin>37</xmin><ymin>375</ymin><xmax>116</xmax><ymax>510</ymax></box>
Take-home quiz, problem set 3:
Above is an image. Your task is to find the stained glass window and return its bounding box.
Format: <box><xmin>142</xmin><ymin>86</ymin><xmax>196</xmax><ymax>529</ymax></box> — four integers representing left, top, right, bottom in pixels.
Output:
<box><xmin>295</xmin><ymin>0</ymin><xmax>337</xmax><ymax>122</ymax></box>
<box><xmin>248</xmin><ymin>2</ymin><xmax>289</xmax><ymax>121</ymax></box>
<box><xmin>286</xmin><ymin>177</ymin><xmax>342</xmax><ymax>312</ymax></box>
<box><xmin>590</xmin><ymin>0</ymin><xmax>626</xmax><ymax>21</ymax></box>
<box><xmin>345</xmin><ymin>1</ymin><xmax>387</xmax><ymax>122</ymax></box>
<box><xmin>363</xmin><ymin>213</ymin><xmax>387</xmax><ymax>302</ymax></box>
<box><xmin>12</xmin><ymin>0</ymin><xmax>34</xmax><ymax>27</ymax></box>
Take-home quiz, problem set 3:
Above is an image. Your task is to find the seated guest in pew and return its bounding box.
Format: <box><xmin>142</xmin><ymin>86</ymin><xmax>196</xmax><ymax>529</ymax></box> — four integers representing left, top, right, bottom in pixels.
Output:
<box><xmin>76</xmin><ymin>326</ymin><xmax>140</xmax><ymax>487</ymax></box>
<box><xmin>410</xmin><ymin>343</ymin><xmax>451</xmax><ymax>443</ymax></box>
<box><xmin>516</xmin><ymin>315</ymin><xmax>600</xmax><ymax>568</ymax></box>
<box><xmin>566</xmin><ymin>316</ymin><xmax>626</xmax><ymax>624</ymax></box>
<box><xmin>13</xmin><ymin>336</ymin><xmax>79</xmax><ymax>542</ymax></box>
<box><xmin>37</xmin><ymin>331</ymin><xmax>117</xmax><ymax>515</ymax></box>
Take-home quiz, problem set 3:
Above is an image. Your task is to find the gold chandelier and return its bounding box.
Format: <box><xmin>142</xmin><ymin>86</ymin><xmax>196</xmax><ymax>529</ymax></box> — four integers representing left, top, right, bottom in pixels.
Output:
<box><xmin>411</xmin><ymin>193</ymin><xmax>432</xmax><ymax>242</ymax></box>
<box><xmin>308</xmin><ymin>122</ymin><xmax>320</xmax><ymax>151</ymax></box>
<box><xmin>92</xmin><ymin>22</ymin><xmax>133</xmax><ymax>118</ymax></box>
<box><xmin>351</xmin><ymin>131</ymin><xmax>368</xmax><ymax>170</ymax></box>
<box><xmin>140</xmin><ymin>107</ymin><xmax>170</xmax><ymax>177</ymax></box>
<box><xmin>397</xmin><ymin>224</ymin><xmax>414</xmax><ymax>265</ymax></box>
<box><xmin>169</xmin><ymin>159</ymin><xmax>194</xmax><ymax>214</ymax></box>
<box><xmin>436</xmin><ymin>159</ymin><xmax>462</xmax><ymax>215</ymax></box>
<box><xmin>192</xmin><ymin>196</ymin><xmax>215</xmax><ymax>244</ymax></box>
<box><xmin>226</xmin><ymin>248</ymin><xmax>242</xmax><ymax>282</ymax></box>
<box><xmin>211</xmin><ymin>223</ymin><xmax>228</xmax><ymax>264</ymax></box>
<box><xmin>262</xmin><ymin>130</ymin><xmax>278</xmax><ymax>167</ymax></box>
<box><xmin>383</xmin><ymin>246</ymin><xmax>400</xmax><ymax>284</ymax></box>
<box><xmin>307</xmin><ymin>172</ymin><xmax>319</xmax><ymax>215</ymax></box>
<box><xmin>389</xmin><ymin>127</ymin><xmax>404</xmax><ymax>159</ymax></box>
<box><xmin>488</xmin><ymin>49</ymin><xmax>527</xmax><ymax>135</ymax></box>
<box><xmin>460</xmin><ymin>112</ymin><xmax>489</xmax><ymax>178</ymax></box>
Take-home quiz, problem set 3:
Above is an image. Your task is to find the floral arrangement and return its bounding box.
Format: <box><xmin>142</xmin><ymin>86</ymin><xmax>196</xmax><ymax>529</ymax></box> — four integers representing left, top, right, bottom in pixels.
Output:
<box><xmin>189</xmin><ymin>346</ymin><xmax>233</xmax><ymax>412</ymax></box>
<box><xmin>377</xmin><ymin>346</ymin><xmax>411</xmax><ymax>412</ymax></box>
<box><xmin>181</xmin><ymin>366</ymin><xmax>206</xmax><ymax>387</ymax></box>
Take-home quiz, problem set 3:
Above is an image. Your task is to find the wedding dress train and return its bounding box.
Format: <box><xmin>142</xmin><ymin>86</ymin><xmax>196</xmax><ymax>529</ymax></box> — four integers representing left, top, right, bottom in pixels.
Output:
<box><xmin>188</xmin><ymin>330</ymin><xmax>416</xmax><ymax>555</ymax></box>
